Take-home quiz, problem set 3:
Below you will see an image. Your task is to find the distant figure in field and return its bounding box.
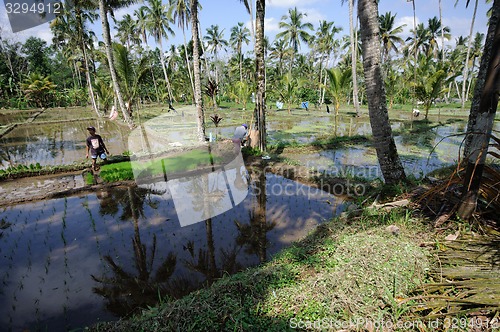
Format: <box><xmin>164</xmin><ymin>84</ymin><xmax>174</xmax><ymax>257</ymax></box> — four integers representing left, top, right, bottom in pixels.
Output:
<box><xmin>326</xmin><ymin>105</ymin><xmax>330</xmax><ymax>113</ymax></box>
<box><xmin>168</xmin><ymin>101</ymin><xmax>177</xmax><ymax>113</ymax></box>
<box><xmin>412</xmin><ymin>109</ymin><xmax>420</xmax><ymax>117</ymax></box>
<box><xmin>232</xmin><ymin>124</ymin><xmax>248</xmax><ymax>148</ymax></box>
<box><xmin>86</xmin><ymin>126</ymin><xmax>109</xmax><ymax>172</ymax></box>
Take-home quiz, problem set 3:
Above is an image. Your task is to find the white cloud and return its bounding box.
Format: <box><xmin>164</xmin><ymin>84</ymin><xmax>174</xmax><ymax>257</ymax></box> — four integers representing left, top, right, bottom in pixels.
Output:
<box><xmin>301</xmin><ymin>8</ymin><xmax>326</xmax><ymax>26</ymax></box>
<box><xmin>113</xmin><ymin>4</ymin><xmax>141</xmax><ymax>21</ymax></box>
<box><xmin>395</xmin><ymin>15</ymin><xmax>420</xmax><ymax>40</ymax></box>
<box><xmin>264</xmin><ymin>17</ymin><xmax>280</xmax><ymax>32</ymax></box>
<box><xmin>268</xmin><ymin>0</ymin><xmax>320</xmax><ymax>8</ymax></box>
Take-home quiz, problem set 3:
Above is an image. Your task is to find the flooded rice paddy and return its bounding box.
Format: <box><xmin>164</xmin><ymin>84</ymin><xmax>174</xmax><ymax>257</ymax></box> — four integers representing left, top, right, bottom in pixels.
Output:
<box><xmin>0</xmin><ymin>173</ymin><xmax>343</xmax><ymax>331</ymax></box>
<box><xmin>1</xmin><ymin>106</ymin><xmax>498</xmax><ymax>330</ymax></box>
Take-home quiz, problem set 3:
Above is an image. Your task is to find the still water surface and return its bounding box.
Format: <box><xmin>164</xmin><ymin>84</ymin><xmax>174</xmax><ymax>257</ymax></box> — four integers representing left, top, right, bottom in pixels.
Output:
<box><xmin>0</xmin><ymin>172</ymin><xmax>344</xmax><ymax>331</ymax></box>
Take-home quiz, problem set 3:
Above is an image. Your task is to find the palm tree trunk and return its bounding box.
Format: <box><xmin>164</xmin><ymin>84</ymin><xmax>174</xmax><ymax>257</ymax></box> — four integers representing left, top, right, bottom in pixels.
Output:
<box><xmin>82</xmin><ymin>39</ymin><xmax>99</xmax><ymax>116</ymax></box>
<box><xmin>151</xmin><ymin>67</ymin><xmax>159</xmax><ymax>103</ymax></box>
<box><xmin>74</xmin><ymin>6</ymin><xmax>98</xmax><ymax>116</ymax></box>
<box><xmin>98</xmin><ymin>0</ymin><xmax>132</xmax><ymax>126</ymax></box>
<box><xmin>439</xmin><ymin>0</ymin><xmax>444</xmax><ymax>62</ymax></box>
<box><xmin>349</xmin><ymin>0</ymin><xmax>361</xmax><ymax>116</ymax></box>
<box><xmin>358</xmin><ymin>0</ymin><xmax>406</xmax><ymax>184</ymax></box>
<box><xmin>182</xmin><ymin>29</ymin><xmax>195</xmax><ymax>101</ymax></box>
<box><xmin>198</xmin><ymin>22</ymin><xmax>211</xmax><ymax>74</ymax></box>
<box><xmin>461</xmin><ymin>0</ymin><xmax>479</xmax><ymax>108</ymax></box>
<box><xmin>239</xmin><ymin>49</ymin><xmax>243</xmax><ymax>82</ymax></box>
<box><xmin>158</xmin><ymin>38</ymin><xmax>174</xmax><ymax>102</ymax></box>
<box><xmin>459</xmin><ymin>0</ymin><xmax>500</xmax><ymax>219</ymax></box>
<box><xmin>253</xmin><ymin>0</ymin><xmax>266</xmax><ymax>152</ymax></box>
<box><xmin>191</xmin><ymin>0</ymin><xmax>205</xmax><ymax>142</ymax></box>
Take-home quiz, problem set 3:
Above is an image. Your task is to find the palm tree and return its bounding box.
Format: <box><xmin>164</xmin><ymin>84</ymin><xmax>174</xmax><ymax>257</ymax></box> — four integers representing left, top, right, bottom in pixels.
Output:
<box><xmin>378</xmin><ymin>12</ymin><xmax>405</xmax><ymax>66</ymax></box>
<box><xmin>134</xmin><ymin>7</ymin><xmax>149</xmax><ymax>46</ymax></box>
<box><xmin>190</xmin><ymin>0</ymin><xmax>205</xmax><ymax>142</ymax></box>
<box><xmin>269</xmin><ymin>38</ymin><xmax>291</xmax><ymax>77</ymax></box>
<box><xmin>279</xmin><ymin>73</ymin><xmax>301</xmax><ymax>114</ymax></box>
<box><xmin>314</xmin><ymin>20</ymin><xmax>343</xmax><ymax>106</ymax></box>
<box><xmin>51</xmin><ymin>0</ymin><xmax>100</xmax><ymax>116</ymax></box>
<box><xmin>412</xmin><ymin>54</ymin><xmax>451</xmax><ymax>119</ymax></box>
<box><xmin>358</xmin><ymin>0</ymin><xmax>406</xmax><ymax>184</ymax></box>
<box><xmin>325</xmin><ymin>67</ymin><xmax>352</xmax><ymax>115</ymax></box>
<box><xmin>142</xmin><ymin>0</ymin><xmax>175</xmax><ymax>102</ymax></box>
<box><xmin>204</xmin><ymin>24</ymin><xmax>228</xmax><ymax>89</ymax></box>
<box><xmin>170</xmin><ymin>0</ymin><xmax>195</xmax><ymax>101</ymax></box>
<box><xmin>426</xmin><ymin>16</ymin><xmax>451</xmax><ymax>59</ymax></box>
<box><xmin>406</xmin><ymin>23</ymin><xmax>431</xmax><ymax>57</ymax></box>
<box><xmin>458</xmin><ymin>0</ymin><xmax>500</xmax><ymax>219</ymax></box>
<box><xmin>460</xmin><ymin>0</ymin><xmax>479</xmax><ymax>107</ymax></box>
<box><xmin>254</xmin><ymin>0</ymin><xmax>267</xmax><ymax>151</ymax></box>
<box><xmin>230</xmin><ymin>22</ymin><xmax>251</xmax><ymax>82</ymax></box>
<box><xmin>113</xmin><ymin>43</ymin><xmax>149</xmax><ymax>117</ymax></box>
<box><xmin>465</xmin><ymin>32</ymin><xmax>485</xmax><ymax>99</ymax></box>
<box><xmin>97</xmin><ymin>0</ymin><xmax>135</xmax><ymax>125</ymax></box>
<box><xmin>115</xmin><ymin>14</ymin><xmax>139</xmax><ymax>50</ymax></box>
<box><xmin>341</xmin><ymin>0</ymin><xmax>361</xmax><ymax>116</ymax></box>
<box><xmin>275</xmin><ymin>7</ymin><xmax>313</xmax><ymax>71</ymax></box>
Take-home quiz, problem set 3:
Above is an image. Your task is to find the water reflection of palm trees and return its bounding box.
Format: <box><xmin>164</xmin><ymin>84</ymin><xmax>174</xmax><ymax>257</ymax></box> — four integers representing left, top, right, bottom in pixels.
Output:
<box><xmin>96</xmin><ymin>186</ymin><xmax>156</xmax><ymax>220</ymax></box>
<box><xmin>92</xmin><ymin>186</ymin><xmax>189</xmax><ymax>317</ymax></box>
<box><xmin>235</xmin><ymin>170</ymin><xmax>275</xmax><ymax>263</ymax></box>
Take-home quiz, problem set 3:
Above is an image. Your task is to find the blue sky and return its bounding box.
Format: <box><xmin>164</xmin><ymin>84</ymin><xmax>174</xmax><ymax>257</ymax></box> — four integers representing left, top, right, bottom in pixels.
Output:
<box><xmin>0</xmin><ymin>0</ymin><xmax>492</xmax><ymax>54</ymax></box>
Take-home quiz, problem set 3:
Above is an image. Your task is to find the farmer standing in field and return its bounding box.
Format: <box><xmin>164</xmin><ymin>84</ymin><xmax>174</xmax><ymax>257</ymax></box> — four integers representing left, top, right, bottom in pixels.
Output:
<box><xmin>86</xmin><ymin>126</ymin><xmax>109</xmax><ymax>172</ymax></box>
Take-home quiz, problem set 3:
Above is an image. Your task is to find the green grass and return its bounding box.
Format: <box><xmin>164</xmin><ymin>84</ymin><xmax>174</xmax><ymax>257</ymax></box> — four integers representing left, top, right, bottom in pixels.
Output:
<box><xmin>88</xmin><ymin>208</ymin><xmax>432</xmax><ymax>332</ymax></box>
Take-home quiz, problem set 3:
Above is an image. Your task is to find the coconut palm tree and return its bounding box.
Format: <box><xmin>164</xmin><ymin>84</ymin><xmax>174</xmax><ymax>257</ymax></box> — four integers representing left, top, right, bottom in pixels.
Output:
<box><xmin>254</xmin><ymin>0</ymin><xmax>267</xmax><ymax>151</ymax></box>
<box><xmin>465</xmin><ymin>32</ymin><xmax>485</xmax><ymax>99</ymax></box>
<box><xmin>405</xmin><ymin>23</ymin><xmax>431</xmax><ymax>57</ymax></box>
<box><xmin>426</xmin><ymin>16</ymin><xmax>451</xmax><ymax>59</ymax></box>
<box><xmin>190</xmin><ymin>0</ymin><xmax>205</xmax><ymax>142</ymax></box>
<box><xmin>459</xmin><ymin>0</ymin><xmax>500</xmax><ymax>219</ymax></box>
<box><xmin>275</xmin><ymin>7</ymin><xmax>313</xmax><ymax>71</ymax></box>
<box><xmin>204</xmin><ymin>24</ymin><xmax>228</xmax><ymax>89</ymax></box>
<box><xmin>269</xmin><ymin>38</ymin><xmax>291</xmax><ymax>77</ymax></box>
<box><xmin>134</xmin><ymin>7</ymin><xmax>149</xmax><ymax>46</ymax></box>
<box><xmin>358</xmin><ymin>0</ymin><xmax>406</xmax><ymax>184</ymax></box>
<box><xmin>378</xmin><ymin>12</ymin><xmax>405</xmax><ymax>66</ymax></box>
<box><xmin>113</xmin><ymin>43</ymin><xmax>149</xmax><ymax>117</ymax></box>
<box><xmin>460</xmin><ymin>0</ymin><xmax>479</xmax><ymax>107</ymax></box>
<box><xmin>170</xmin><ymin>0</ymin><xmax>195</xmax><ymax>101</ymax></box>
<box><xmin>412</xmin><ymin>54</ymin><xmax>451</xmax><ymax>119</ymax></box>
<box><xmin>142</xmin><ymin>0</ymin><xmax>175</xmax><ymax>102</ymax></box>
<box><xmin>230</xmin><ymin>22</ymin><xmax>251</xmax><ymax>82</ymax></box>
<box><xmin>325</xmin><ymin>67</ymin><xmax>352</xmax><ymax>115</ymax></box>
<box><xmin>314</xmin><ymin>20</ymin><xmax>343</xmax><ymax>106</ymax></box>
<box><xmin>340</xmin><ymin>0</ymin><xmax>361</xmax><ymax>116</ymax></box>
<box><xmin>51</xmin><ymin>0</ymin><xmax>100</xmax><ymax>116</ymax></box>
<box><xmin>97</xmin><ymin>0</ymin><xmax>136</xmax><ymax>125</ymax></box>
<box><xmin>115</xmin><ymin>14</ymin><xmax>140</xmax><ymax>51</ymax></box>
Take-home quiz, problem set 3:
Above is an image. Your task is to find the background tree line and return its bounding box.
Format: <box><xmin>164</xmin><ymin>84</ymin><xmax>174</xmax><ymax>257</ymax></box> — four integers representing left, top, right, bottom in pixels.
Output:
<box><xmin>0</xmin><ymin>1</ymin><xmax>485</xmax><ymax>118</ymax></box>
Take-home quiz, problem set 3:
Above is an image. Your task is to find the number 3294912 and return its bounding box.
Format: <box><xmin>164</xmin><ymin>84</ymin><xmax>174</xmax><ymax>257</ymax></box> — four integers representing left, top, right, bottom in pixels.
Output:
<box><xmin>5</xmin><ymin>2</ymin><xmax>61</xmax><ymax>14</ymax></box>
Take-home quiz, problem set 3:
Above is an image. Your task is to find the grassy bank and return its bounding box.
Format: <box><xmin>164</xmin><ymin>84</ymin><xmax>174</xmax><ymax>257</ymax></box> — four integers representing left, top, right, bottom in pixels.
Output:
<box><xmin>89</xmin><ymin>207</ymin><xmax>433</xmax><ymax>332</ymax></box>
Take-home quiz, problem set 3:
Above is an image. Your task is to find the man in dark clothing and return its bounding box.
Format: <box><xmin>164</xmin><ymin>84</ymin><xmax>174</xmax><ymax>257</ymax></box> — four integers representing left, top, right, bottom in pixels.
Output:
<box><xmin>86</xmin><ymin>126</ymin><xmax>109</xmax><ymax>171</ymax></box>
